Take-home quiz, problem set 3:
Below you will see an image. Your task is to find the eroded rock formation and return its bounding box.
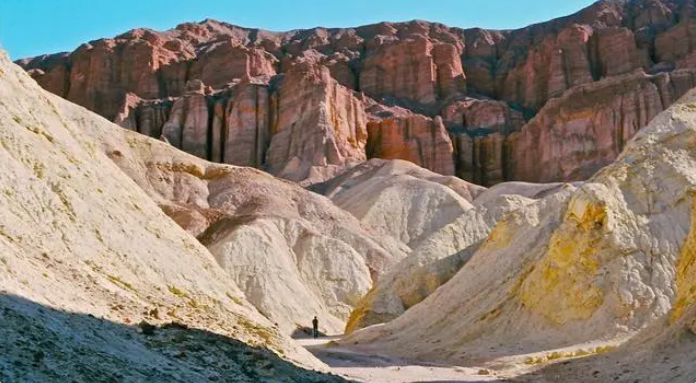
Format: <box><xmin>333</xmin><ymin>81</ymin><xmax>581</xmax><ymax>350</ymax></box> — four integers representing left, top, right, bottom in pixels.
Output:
<box><xmin>16</xmin><ymin>0</ymin><xmax>696</xmax><ymax>185</ymax></box>
<box><xmin>366</xmin><ymin>105</ymin><xmax>455</xmax><ymax>176</ymax></box>
<box><xmin>345</xmin><ymin>89</ymin><xmax>696</xmax><ymax>379</ymax></box>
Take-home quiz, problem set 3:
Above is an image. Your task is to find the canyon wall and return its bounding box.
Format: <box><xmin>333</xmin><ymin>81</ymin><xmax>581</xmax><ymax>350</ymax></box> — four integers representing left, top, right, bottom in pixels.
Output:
<box><xmin>17</xmin><ymin>0</ymin><xmax>696</xmax><ymax>184</ymax></box>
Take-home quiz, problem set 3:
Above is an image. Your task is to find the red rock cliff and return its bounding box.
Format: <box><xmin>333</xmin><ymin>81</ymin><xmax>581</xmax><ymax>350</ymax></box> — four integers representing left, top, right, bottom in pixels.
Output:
<box><xmin>17</xmin><ymin>0</ymin><xmax>696</xmax><ymax>185</ymax></box>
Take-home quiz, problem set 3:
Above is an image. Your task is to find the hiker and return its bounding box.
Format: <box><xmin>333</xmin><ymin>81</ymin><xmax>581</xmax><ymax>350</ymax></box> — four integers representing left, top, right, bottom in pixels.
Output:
<box><xmin>312</xmin><ymin>316</ymin><xmax>319</xmax><ymax>339</ymax></box>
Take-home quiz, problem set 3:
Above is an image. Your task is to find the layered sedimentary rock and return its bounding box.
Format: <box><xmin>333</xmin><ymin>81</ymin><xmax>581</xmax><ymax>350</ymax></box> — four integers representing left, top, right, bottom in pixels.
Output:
<box><xmin>656</xmin><ymin>19</ymin><xmax>696</xmax><ymax>68</ymax></box>
<box><xmin>443</xmin><ymin>97</ymin><xmax>525</xmax><ymax>133</ymax></box>
<box><xmin>366</xmin><ymin>105</ymin><xmax>455</xmax><ymax>176</ymax></box>
<box><xmin>16</xmin><ymin>0</ymin><xmax>696</xmax><ymax>185</ymax></box>
<box><xmin>189</xmin><ymin>39</ymin><xmax>277</xmax><ymax>89</ymax></box>
<box><xmin>510</xmin><ymin>70</ymin><xmax>696</xmax><ymax>182</ymax></box>
<box><xmin>161</xmin><ymin>81</ymin><xmax>210</xmax><ymax>158</ymax></box>
<box><xmin>219</xmin><ymin>79</ymin><xmax>271</xmax><ymax>167</ymax></box>
<box><xmin>346</xmin><ymin>90</ymin><xmax>696</xmax><ymax>374</ymax></box>
<box><xmin>0</xmin><ymin>49</ymin><xmax>346</xmax><ymax>381</ymax></box>
<box><xmin>360</xmin><ymin>37</ymin><xmax>466</xmax><ymax>104</ymax></box>
<box><xmin>267</xmin><ymin>60</ymin><xmax>369</xmax><ymax>184</ymax></box>
<box><xmin>451</xmin><ymin>132</ymin><xmax>510</xmax><ymax>186</ymax></box>
<box><xmin>19</xmin><ymin>52</ymin><xmax>71</xmax><ymax>98</ymax></box>
<box><xmin>444</xmin><ymin>98</ymin><xmax>524</xmax><ymax>186</ymax></box>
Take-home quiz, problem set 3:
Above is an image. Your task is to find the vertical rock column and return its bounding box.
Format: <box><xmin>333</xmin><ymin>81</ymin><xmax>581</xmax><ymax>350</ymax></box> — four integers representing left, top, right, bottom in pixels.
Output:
<box><xmin>366</xmin><ymin>113</ymin><xmax>455</xmax><ymax>176</ymax></box>
<box><xmin>222</xmin><ymin>82</ymin><xmax>271</xmax><ymax>168</ymax></box>
<box><xmin>161</xmin><ymin>80</ymin><xmax>210</xmax><ymax>158</ymax></box>
<box><xmin>266</xmin><ymin>60</ymin><xmax>369</xmax><ymax>184</ymax></box>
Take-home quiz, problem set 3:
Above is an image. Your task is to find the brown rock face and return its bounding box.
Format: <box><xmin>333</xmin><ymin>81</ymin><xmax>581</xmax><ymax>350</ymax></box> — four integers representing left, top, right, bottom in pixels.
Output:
<box><xmin>366</xmin><ymin>106</ymin><xmax>455</xmax><ymax>176</ymax></box>
<box><xmin>546</xmin><ymin>25</ymin><xmax>594</xmax><ymax>98</ymax></box>
<box><xmin>360</xmin><ymin>37</ymin><xmax>465</xmax><ymax>105</ymax></box>
<box><xmin>444</xmin><ymin>98</ymin><xmax>522</xmax><ymax>186</ymax></box>
<box><xmin>452</xmin><ymin>133</ymin><xmax>510</xmax><ymax>186</ymax></box>
<box><xmin>443</xmin><ymin>98</ymin><xmax>524</xmax><ymax>133</ymax></box>
<box><xmin>65</xmin><ymin>31</ymin><xmax>191</xmax><ymax>121</ymax></box>
<box><xmin>221</xmin><ymin>82</ymin><xmax>271</xmax><ymax>168</ymax></box>
<box><xmin>133</xmin><ymin>99</ymin><xmax>173</xmax><ymax>138</ymax></box>
<box><xmin>17</xmin><ymin>0</ymin><xmax>696</xmax><ymax>185</ymax></box>
<box><xmin>267</xmin><ymin>61</ymin><xmax>368</xmax><ymax>184</ymax></box>
<box><xmin>20</xmin><ymin>53</ymin><xmax>71</xmax><ymax>98</ymax></box>
<box><xmin>160</xmin><ymin>81</ymin><xmax>210</xmax><ymax>158</ymax></box>
<box><xmin>189</xmin><ymin>40</ymin><xmax>277</xmax><ymax>89</ymax></box>
<box><xmin>594</xmin><ymin>27</ymin><xmax>650</xmax><ymax>77</ymax></box>
<box><xmin>655</xmin><ymin>20</ymin><xmax>696</xmax><ymax>68</ymax></box>
<box><xmin>509</xmin><ymin>70</ymin><xmax>696</xmax><ymax>182</ymax></box>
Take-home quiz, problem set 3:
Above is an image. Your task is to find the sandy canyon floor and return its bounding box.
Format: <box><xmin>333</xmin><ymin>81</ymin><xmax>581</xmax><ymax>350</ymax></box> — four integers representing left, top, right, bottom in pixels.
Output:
<box><xmin>298</xmin><ymin>336</ymin><xmax>501</xmax><ymax>383</ymax></box>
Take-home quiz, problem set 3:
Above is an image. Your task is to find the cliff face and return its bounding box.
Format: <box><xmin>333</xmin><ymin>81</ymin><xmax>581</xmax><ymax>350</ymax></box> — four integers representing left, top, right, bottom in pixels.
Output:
<box><xmin>17</xmin><ymin>0</ymin><xmax>696</xmax><ymax>184</ymax></box>
<box><xmin>509</xmin><ymin>69</ymin><xmax>696</xmax><ymax>182</ymax></box>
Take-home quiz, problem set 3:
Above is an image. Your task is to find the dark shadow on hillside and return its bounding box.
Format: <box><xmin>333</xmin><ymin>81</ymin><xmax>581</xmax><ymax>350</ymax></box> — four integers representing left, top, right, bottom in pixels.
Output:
<box><xmin>0</xmin><ymin>294</ymin><xmax>354</xmax><ymax>383</ymax></box>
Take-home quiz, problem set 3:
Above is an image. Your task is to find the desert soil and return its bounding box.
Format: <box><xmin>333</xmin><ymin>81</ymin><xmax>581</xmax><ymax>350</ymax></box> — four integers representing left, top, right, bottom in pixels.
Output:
<box><xmin>298</xmin><ymin>337</ymin><xmax>507</xmax><ymax>383</ymax></box>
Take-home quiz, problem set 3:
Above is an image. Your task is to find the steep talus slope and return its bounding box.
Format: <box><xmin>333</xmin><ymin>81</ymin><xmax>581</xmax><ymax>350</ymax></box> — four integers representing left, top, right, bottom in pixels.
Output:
<box><xmin>17</xmin><ymin>0</ymin><xmax>696</xmax><ymax>185</ymax></box>
<box><xmin>0</xmin><ymin>50</ymin><xmax>351</xmax><ymax>382</ymax></box>
<box><xmin>346</xmin><ymin>89</ymin><xmax>696</xmax><ymax>371</ymax></box>
<box><xmin>53</xmin><ymin>79</ymin><xmax>408</xmax><ymax>336</ymax></box>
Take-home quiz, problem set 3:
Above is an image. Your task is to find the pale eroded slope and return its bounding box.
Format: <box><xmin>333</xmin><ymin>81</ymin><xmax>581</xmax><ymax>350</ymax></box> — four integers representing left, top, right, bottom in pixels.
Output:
<box><xmin>313</xmin><ymin>158</ymin><xmax>577</xmax><ymax>332</ymax></box>
<box><xmin>53</xmin><ymin>80</ymin><xmax>408</xmax><ymax>336</ymax></box>
<box><xmin>347</xmin><ymin>89</ymin><xmax>696</xmax><ymax>369</ymax></box>
<box><xmin>313</xmin><ymin>159</ymin><xmax>482</xmax><ymax>247</ymax></box>
<box><xmin>0</xmin><ymin>49</ymin><xmax>348</xmax><ymax>382</ymax></box>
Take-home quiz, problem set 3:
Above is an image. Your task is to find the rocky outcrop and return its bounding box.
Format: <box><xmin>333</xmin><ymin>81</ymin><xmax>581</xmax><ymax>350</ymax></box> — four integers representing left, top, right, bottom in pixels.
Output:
<box><xmin>366</xmin><ymin>105</ymin><xmax>455</xmax><ymax>176</ymax></box>
<box><xmin>655</xmin><ymin>19</ymin><xmax>696</xmax><ymax>68</ymax></box>
<box><xmin>443</xmin><ymin>97</ymin><xmax>525</xmax><ymax>133</ymax></box>
<box><xmin>360</xmin><ymin>37</ymin><xmax>466</xmax><ymax>104</ymax></box>
<box><xmin>452</xmin><ymin>132</ymin><xmax>511</xmax><ymax>186</ymax></box>
<box><xmin>19</xmin><ymin>52</ymin><xmax>71</xmax><ymax>98</ymax></box>
<box><xmin>189</xmin><ymin>39</ymin><xmax>277</xmax><ymax>89</ymax></box>
<box><xmin>509</xmin><ymin>69</ymin><xmax>696</xmax><ymax>182</ymax></box>
<box><xmin>16</xmin><ymin>0</ymin><xmax>696</xmax><ymax>185</ymax></box>
<box><xmin>444</xmin><ymin>98</ymin><xmax>524</xmax><ymax>186</ymax></box>
<box><xmin>161</xmin><ymin>81</ymin><xmax>210</xmax><ymax>158</ymax></box>
<box><xmin>220</xmin><ymin>80</ymin><xmax>271</xmax><ymax>167</ymax></box>
<box><xmin>267</xmin><ymin>61</ymin><xmax>369</xmax><ymax>185</ymax></box>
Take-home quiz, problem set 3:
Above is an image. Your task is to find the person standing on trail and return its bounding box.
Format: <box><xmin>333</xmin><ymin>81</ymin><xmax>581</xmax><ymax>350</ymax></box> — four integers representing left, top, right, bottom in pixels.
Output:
<box><xmin>312</xmin><ymin>316</ymin><xmax>319</xmax><ymax>339</ymax></box>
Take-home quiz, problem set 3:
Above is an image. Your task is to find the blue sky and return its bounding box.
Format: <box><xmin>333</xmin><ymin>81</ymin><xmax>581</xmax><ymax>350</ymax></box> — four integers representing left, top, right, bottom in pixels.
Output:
<box><xmin>0</xmin><ymin>0</ymin><xmax>598</xmax><ymax>60</ymax></box>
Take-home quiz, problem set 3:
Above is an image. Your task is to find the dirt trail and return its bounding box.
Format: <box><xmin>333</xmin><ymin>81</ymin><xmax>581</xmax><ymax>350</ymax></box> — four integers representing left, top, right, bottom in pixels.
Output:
<box><xmin>297</xmin><ymin>337</ymin><xmax>507</xmax><ymax>383</ymax></box>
